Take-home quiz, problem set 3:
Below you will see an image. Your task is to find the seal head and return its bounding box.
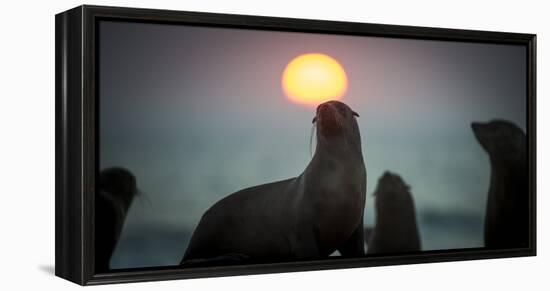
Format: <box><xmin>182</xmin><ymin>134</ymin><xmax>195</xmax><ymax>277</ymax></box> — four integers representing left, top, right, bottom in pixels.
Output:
<box><xmin>99</xmin><ymin>167</ymin><xmax>138</xmax><ymax>210</ymax></box>
<box><xmin>314</xmin><ymin>100</ymin><xmax>361</xmax><ymax>152</ymax></box>
<box><xmin>471</xmin><ymin>120</ymin><xmax>526</xmax><ymax>165</ymax></box>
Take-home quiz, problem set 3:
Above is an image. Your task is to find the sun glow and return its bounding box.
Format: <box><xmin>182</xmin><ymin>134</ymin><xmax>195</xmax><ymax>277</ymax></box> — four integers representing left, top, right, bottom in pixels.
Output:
<box><xmin>282</xmin><ymin>53</ymin><xmax>348</xmax><ymax>106</ymax></box>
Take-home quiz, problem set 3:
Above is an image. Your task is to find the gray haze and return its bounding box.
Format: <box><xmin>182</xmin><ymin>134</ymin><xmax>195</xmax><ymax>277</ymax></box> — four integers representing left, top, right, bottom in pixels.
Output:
<box><xmin>98</xmin><ymin>21</ymin><xmax>526</xmax><ymax>269</ymax></box>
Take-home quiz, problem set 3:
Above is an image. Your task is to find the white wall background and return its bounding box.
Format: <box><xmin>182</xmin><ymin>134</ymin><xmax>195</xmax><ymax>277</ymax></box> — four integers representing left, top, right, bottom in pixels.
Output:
<box><xmin>0</xmin><ymin>0</ymin><xmax>547</xmax><ymax>289</ymax></box>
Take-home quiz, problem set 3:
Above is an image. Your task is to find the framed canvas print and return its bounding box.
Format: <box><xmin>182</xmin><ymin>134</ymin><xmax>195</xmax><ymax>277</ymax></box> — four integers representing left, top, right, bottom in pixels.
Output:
<box><xmin>55</xmin><ymin>5</ymin><xmax>536</xmax><ymax>285</ymax></box>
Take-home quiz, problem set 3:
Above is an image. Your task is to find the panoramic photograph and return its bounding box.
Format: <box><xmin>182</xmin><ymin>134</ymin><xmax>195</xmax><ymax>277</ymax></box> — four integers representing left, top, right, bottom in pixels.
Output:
<box><xmin>96</xmin><ymin>20</ymin><xmax>528</xmax><ymax>271</ymax></box>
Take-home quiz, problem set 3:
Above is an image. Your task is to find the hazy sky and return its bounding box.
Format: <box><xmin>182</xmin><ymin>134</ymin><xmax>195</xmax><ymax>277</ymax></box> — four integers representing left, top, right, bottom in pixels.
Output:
<box><xmin>98</xmin><ymin>20</ymin><xmax>526</xmax><ymax>269</ymax></box>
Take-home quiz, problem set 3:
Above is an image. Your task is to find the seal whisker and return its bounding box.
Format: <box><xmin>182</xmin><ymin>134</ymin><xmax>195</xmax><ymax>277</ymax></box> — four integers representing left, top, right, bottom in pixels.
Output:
<box><xmin>137</xmin><ymin>189</ymin><xmax>154</xmax><ymax>210</ymax></box>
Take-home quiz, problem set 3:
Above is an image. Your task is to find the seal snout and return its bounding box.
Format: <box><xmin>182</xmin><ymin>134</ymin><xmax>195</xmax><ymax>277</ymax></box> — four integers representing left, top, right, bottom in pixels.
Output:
<box><xmin>375</xmin><ymin>171</ymin><xmax>409</xmax><ymax>196</ymax></box>
<box><xmin>315</xmin><ymin>100</ymin><xmax>359</xmax><ymax>137</ymax></box>
<box><xmin>471</xmin><ymin>121</ymin><xmax>490</xmax><ymax>147</ymax></box>
<box><xmin>380</xmin><ymin>171</ymin><xmax>399</xmax><ymax>183</ymax></box>
<box><xmin>316</xmin><ymin>102</ymin><xmax>341</xmax><ymax>136</ymax></box>
<box><xmin>471</xmin><ymin>122</ymin><xmax>485</xmax><ymax>135</ymax></box>
<box><xmin>100</xmin><ymin>167</ymin><xmax>139</xmax><ymax>207</ymax></box>
<box><xmin>316</xmin><ymin>101</ymin><xmax>339</xmax><ymax>116</ymax></box>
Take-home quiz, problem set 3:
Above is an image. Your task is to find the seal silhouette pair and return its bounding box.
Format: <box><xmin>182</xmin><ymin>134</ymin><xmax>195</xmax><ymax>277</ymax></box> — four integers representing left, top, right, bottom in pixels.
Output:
<box><xmin>471</xmin><ymin>120</ymin><xmax>528</xmax><ymax>249</ymax></box>
<box><xmin>180</xmin><ymin>101</ymin><xmax>366</xmax><ymax>265</ymax></box>
<box><xmin>96</xmin><ymin>167</ymin><xmax>139</xmax><ymax>272</ymax></box>
<box><xmin>367</xmin><ymin>172</ymin><xmax>421</xmax><ymax>254</ymax></box>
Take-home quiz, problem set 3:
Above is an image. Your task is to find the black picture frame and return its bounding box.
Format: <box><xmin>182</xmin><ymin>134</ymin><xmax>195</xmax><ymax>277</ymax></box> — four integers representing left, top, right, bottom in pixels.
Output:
<box><xmin>55</xmin><ymin>5</ymin><xmax>537</xmax><ymax>286</ymax></box>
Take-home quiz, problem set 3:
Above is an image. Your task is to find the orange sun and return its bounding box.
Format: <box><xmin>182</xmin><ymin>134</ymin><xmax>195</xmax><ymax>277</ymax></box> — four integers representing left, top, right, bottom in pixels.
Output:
<box><xmin>282</xmin><ymin>53</ymin><xmax>348</xmax><ymax>106</ymax></box>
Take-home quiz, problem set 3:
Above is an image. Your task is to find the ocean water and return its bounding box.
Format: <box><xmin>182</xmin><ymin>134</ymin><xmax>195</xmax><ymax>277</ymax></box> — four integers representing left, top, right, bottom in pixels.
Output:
<box><xmin>110</xmin><ymin>210</ymin><xmax>484</xmax><ymax>269</ymax></box>
<box><xmin>107</xmin><ymin>124</ymin><xmax>487</xmax><ymax>269</ymax></box>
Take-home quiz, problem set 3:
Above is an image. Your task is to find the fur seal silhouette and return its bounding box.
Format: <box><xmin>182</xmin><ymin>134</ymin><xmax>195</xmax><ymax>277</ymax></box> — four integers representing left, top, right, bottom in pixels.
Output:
<box><xmin>367</xmin><ymin>172</ymin><xmax>421</xmax><ymax>254</ymax></box>
<box><xmin>471</xmin><ymin>120</ymin><xmax>528</xmax><ymax>249</ymax></box>
<box><xmin>181</xmin><ymin>100</ymin><xmax>366</xmax><ymax>266</ymax></box>
<box><xmin>96</xmin><ymin>167</ymin><xmax>139</xmax><ymax>272</ymax></box>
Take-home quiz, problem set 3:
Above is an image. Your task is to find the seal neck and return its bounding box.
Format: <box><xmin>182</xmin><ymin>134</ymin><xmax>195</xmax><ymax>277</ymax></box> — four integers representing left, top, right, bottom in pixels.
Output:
<box><xmin>304</xmin><ymin>145</ymin><xmax>366</xmax><ymax>195</ymax></box>
<box><xmin>313</xmin><ymin>140</ymin><xmax>363</xmax><ymax>162</ymax></box>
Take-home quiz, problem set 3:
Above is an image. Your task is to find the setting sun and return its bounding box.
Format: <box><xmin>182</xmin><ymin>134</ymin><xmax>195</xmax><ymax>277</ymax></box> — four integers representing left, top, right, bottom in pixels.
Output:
<box><xmin>282</xmin><ymin>53</ymin><xmax>348</xmax><ymax>106</ymax></box>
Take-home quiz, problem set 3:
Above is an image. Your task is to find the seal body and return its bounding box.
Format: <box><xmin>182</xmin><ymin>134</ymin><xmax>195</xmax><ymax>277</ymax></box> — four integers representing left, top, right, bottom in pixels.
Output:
<box><xmin>367</xmin><ymin>172</ymin><xmax>421</xmax><ymax>254</ymax></box>
<box><xmin>181</xmin><ymin>101</ymin><xmax>366</xmax><ymax>265</ymax></box>
<box><xmin>472</xmin><ymin>120</ymin><xmax>528</xmax><ymax>249</ymax></box>
<box><xmin>96</xmin><ymin>167</ymin><xmax>138</xmax><ymax>272</ymax></box>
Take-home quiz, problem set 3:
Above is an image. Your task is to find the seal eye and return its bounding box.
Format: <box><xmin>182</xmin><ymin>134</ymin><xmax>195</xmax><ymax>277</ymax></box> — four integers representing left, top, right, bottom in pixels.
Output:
<box><xmin>352</xmin><ymin>111</ymin><xmax>360</xmax><ymax>118</ymax></box>
<box><xmin>312</xmin><ymin>116</ymin><xmax>317</xmax><ymax>123</ymax></box>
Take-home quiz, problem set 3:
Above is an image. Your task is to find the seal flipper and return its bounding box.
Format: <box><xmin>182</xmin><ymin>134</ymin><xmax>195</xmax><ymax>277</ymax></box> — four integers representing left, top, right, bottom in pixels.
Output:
<box><xmin>180</xmin><ymin>253</ymin><xmax>251</xmax><ymax>267</ymax></box>
<box><xmin>337</xmin><ymin>220</ymin><xmax>365</xmax><ymax>257</ymax></box>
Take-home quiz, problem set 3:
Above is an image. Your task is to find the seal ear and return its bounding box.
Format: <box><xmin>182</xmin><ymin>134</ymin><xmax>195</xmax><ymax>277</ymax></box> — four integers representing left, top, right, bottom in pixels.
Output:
<box><xmin>312</xmin><ymin>116</ymin><xmax>317</xmax><ymax>123</ymax></box>
<box><xmin>352</xmin><ymin>111</ymin><xmax>360</xmax><ymax>118</ymax></box>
